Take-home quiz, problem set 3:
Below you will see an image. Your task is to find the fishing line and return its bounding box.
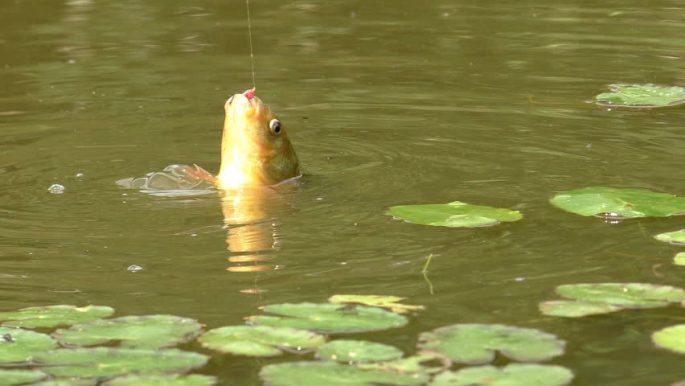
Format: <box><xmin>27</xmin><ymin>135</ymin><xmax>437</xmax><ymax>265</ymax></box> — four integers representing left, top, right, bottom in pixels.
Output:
<box><xmin>246</xmin><ymin>0</ymin><xmax>256</xmax><ymax>90</ymax></box>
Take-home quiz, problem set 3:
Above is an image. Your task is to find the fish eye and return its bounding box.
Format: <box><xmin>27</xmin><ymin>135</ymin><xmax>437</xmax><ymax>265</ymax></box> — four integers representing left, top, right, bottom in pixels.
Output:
<box><xmin>269</xmin><ymin>119</ymin><xmax>282</xmax><ymax>135</ymax></box>
<box><xmin>226</xmin><ymin>96</ymin><xmax>234</xmax><ymax>105</ymax></box>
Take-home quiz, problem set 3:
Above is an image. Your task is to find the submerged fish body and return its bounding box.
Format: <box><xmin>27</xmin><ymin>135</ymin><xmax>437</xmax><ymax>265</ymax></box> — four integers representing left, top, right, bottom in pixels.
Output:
<box><xmin>117</xmin><ymin>89</ymin><xmax>300</xmax><ymax>194</ymax></box>
<box><xmin>217</xmin><ymin>90</ymin><xmax>300</xmax><ymax>189</ymax></box>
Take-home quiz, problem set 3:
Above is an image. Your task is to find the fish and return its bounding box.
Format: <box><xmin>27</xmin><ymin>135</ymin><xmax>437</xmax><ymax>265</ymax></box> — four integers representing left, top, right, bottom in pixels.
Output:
<box><xmin>217</xmin><ymin>89</ymin><xmax>300</xmax><ymax>189</ymax></box>
<box><xmin>117</xmin><ymin>89</ymin><xmax>300</xmax><ymax>193</ymax></box>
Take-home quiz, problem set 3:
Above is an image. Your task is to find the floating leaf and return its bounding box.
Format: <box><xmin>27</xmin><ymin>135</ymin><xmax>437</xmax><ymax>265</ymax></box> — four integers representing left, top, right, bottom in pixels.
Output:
<box><xmin>198</xmin><ymin>325</ymin><xmax>325</xmax><ymax>357</ymax></box>
<box><xmin>248</xmin><ymin>303</ymin><xmax>407</xmax><ymax>334</ymax></box>
<box><xmin>104</xmin><ymin>374</ymin><xmax>217</xmax><ymax>386</ymax></box>
<box><xmin>53</xmin><ymin>315</ymin><xmax>202</xmax><ymax>349</ymax></box>
<box><xmin>431</xmin><ymin>364</ymin><xmax>573</xmax><ymax>386</ymax></box>
<box><xmin>655</xmin><ymin>230</ymin><xmax>685</xmax><ymax>245</ymax></box>
<box><xmin>549</xmin><ymin>187</ymin><xmax>685</xmax><ymax>219</ymax></box>
<box><xmin>539</xmin><ymin>300</ymin><xmax>623</xmax><ymax>318</ymax></box>
<box><xmin>0</xmin><ymin>370</ymin><xmax>47</xmax><ymax>386</ymax></box>
<box><xmin>0</xmin><ymin>305</ymin><xmax>114</xmax><ymax>329</ymax></box>
<box><xmin>653</xmin><ymin>324</ymin><xmax>685</xmax><ymax>355</ymax></box>
<box><xmin>387</xmin><ymin>201</ymin><xmax>522</xmax><ymax>228</ymax></box>
<box><xmin>674</xmin><ymin>253</ymin><xmax>685</xmax><ymax>266</ymax></box>
<box><xmin>34</xmin><ymin>348</ymin><xmax>207</xmax><ymax>379</ymax></box>
<box><xmin>554</xmin><ymin>283</ymin><xmax>685</xmax><ymax>308</ymax></box>
<box><xmin>595</xmin><ymin>84</ymin><xmax>685</xmax><ymax>108</ymax></box>
<box><xmin>260</xmin><ymin>361</ymin><xmax>428</xmax><ymax>386</ymax></box>
<box><xmin>360</xmin><ymin>352</ymin><xmax>449</xmax><ymax>376</ymax></box>
<box><xmin>0</xmin><ymin>327</ymin><xmax>57</xmax><ymax>363</ymax></box>
<box><xmin>418</xmin><ymin>324</ymin><xmax>565</xmax><ymax>364</ymax></box>
<box><xmin>328</xmin><ymin>295</ymin><xmax>424</xmax><ymax>314</ymax></box>
<box><xmin>33</xmin><ymin>381</ymin><xmax>94</xmax><ymax>386</ymax></box>
<box><xmin>316</xmin><ymin>340</ymin><xmax>403</xmax><ymax>363</ymax></box>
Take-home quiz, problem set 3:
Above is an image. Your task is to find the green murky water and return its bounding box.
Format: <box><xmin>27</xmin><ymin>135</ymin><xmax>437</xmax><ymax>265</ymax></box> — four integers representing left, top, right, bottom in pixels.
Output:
<box><xmin>2</xmin><ymin>1</ymin><xmax>685</xmax><ymax>384</ymax></box>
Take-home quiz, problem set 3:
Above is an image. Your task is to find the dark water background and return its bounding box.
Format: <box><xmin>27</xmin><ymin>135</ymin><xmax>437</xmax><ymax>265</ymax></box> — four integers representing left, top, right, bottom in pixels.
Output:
<box><xmin>1</xmin><ymin>1</ymin><xmax>685</xmax><ymax>384</ymax></box>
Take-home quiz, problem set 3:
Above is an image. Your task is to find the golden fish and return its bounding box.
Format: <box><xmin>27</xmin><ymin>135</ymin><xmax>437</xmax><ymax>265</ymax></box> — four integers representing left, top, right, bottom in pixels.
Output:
<box><xmin>217</xmin><ymin>89</ymin><xmax>300</xmax><ymax>189</ymax></box>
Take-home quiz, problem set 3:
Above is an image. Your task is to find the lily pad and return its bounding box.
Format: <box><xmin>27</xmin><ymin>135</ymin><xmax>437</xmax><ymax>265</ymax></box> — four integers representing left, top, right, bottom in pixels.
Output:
<box><xmin>33</xmin><ymin>381</ymin><xmax>94</xmax><ymax>386</ymax></box>
<box><xmin>198</xmin><ymin>325</ymin><xmax>325</xmax><ymax>357</ymax></box>
<box><xmin>418</xmin><ymin>324</ymin><xmax>565</xmax><ymax>364</ymax></box>
<box><xmin>554</xmin><ymin>283</ymin><xmax>685</xmax><ymax>308</ymax></box>
<box><xmin>431</xmin><ymin>364</ymin><xmax>573</xmax><ymax>386</ymax></box>
<box><xmin>0</xmin><ymin>327</ymin><xmax>57</xmax><ymax>363</ymax></box>
<box><xmin>674</xmin><ymin>252</ymin><xmax>685</xmax><ymax>266</ymax></box>
<box><xmin>104</xmin><ymin>374</ymin><xmax>217</xmax><ymax>386</ymax></box>
<box><xmin>550</xmin><ymin>187</ymin><xmax>685</xmax><ymax>219</ymax></box>
<box><xmin>0</xmin><ymin>305</ymin><xmax>114</xmax><ymax>329</ymax></box>
<box><xmin>0</xmin><ymin>370</ymin><xmax>47</xmax><ymax>386</ymax></box>
<box><xmin>539</xmin><ymin>300</ymin><xmax>623</xmax><ymax>318</ymax></box>
<box><xmin>655</xmin><ymin>230</ymin><xmax>685</xmax><ymax>245</ymax></box>
<box><xmin>328</xmin><ymin>295</ymin><xmax>424</xmax><ymax>314</ymax></box>
<box><xmin>595</xmin><ymin>84</ymin><xmax>685</xmax><ymax>108</ymax></box>
<box><xmin>387</xmin><ymin>201</ymin><xmax>522</xmax><ymax>228</ymax></box>
<box><xmin>359</xmin><ymin>352</ymin><xmax>449</xmax><ymax>376</ymax></box>
<box><xmin>34</xmin><ymin>348</ymin><xmax>207</xmax><ymax>379</ymax></box>
<box><xmin>53</xmin><ymin>315</ymin><xmax>203</xmax><ymax>349</ymax></box>
<box><xmin>260</xmin><ymin>361</ymin><xmax>428</xmax><ymax>386</ymax></box>
<box><xmin>316</xmin><ymin>340</ymin><xmax>403</xmax><ymax>363</ymax></box>
<box><xmin>653</xmin><ymin>324</ymin><xmax>685</xmax><ymax>354</ymax></box>
<box><xmin>248</xmin><ymin>303</ymin><xmax>408</xmax><ymax>334</ymax></box>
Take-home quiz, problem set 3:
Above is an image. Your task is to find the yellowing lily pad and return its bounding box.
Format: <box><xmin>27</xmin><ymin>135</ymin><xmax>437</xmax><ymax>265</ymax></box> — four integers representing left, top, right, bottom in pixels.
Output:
<box><xmin>53</xmin><ymin>315</ymin><xmax>203</xmax><ymax>349</ymax></box>
<box><xmin>653</xmin><ymin>324</ymin><xmax>685</xmax><ymax>355</ymax></box>
<box><xmin>198</xmin><ymin>325</ymin><xmax>325</xmax><ymax>357</ymax></box>
<box><xmin>538</xmin><ymin>300</ymin><xmax>622</xmax><ymax>318</ymax></box>
<box><xmin>34</xmin><ymin>348</ymin><xmax>207</xmax><ymax>379</ymax></box>
<box><xmin>555</xmin><ymin>283</ymin><xmax>685</xmax><ymax>308</ymax></box>
<box><xmin>0</xmin><ymin>327</ymin><xmax>57</xmax><ymax>363</ymax></box>
<box><xmin>418</xmin><ymin>324</ymin><xmax>565</xmax><ymax>364</ymax></box>
<box><xmin>104</xmin><ymin>374</ymin><xmax>217</xmax><ymax>386</ymax></box>
<box><xmin>674</xmin><ymin>252</ymin><xmax>685</xmax><ymax>266</ymax></box>
<box><xmin>316</xmin><ymin>340</ymin><xmax>403</xmax><ymax>363</ymax></box>
<box><xmin>328</xmin><ymin>295</ymin><xmax>424</xmax><ymax>314</ymax></box>
<box><xmin>387</xmin><ymin>201</ymin><xmax>522</xmax><ymax>228</ymax></box>
<box><xmin>550</xmin><ymin>187</ymin><xmax>685</xmax><ymax>219</ymax></box>
<box><xmin>260</xmin><ymin>361</ymin><xmax>428</xmax><ymax>386</ymax></box>
<box><xmin>0</xmin><ymin>370</ymin><xmax>47</xmax><ymax>386</ymax></box>
<box><xmin>595</xmin><ymin>84</ymin><xmax>685</xmax><ymax>108</ymax></box>
<box><xmin>431</xmin><ymin>364</ymin><xmax>574</xmax><ymax>386</ymax></box>
<box><xmin>0</xmin><ymin>305</ymin><xmax>114</xmax><ymax>329</ymax></box>
<box><xmin>655</xmin><ymin>230</ymin><xmax>685</xmax><ymax>245</ymax></box>
<box><xmin>248</xmin><ymin>303</ymin><xmax>408</xmax><ymax>334</ymax></box>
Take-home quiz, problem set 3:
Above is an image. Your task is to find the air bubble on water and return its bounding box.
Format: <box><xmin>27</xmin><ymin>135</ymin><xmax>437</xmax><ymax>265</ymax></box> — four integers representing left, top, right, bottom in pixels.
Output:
<box><xmin>75</xmin><ymin>172</ymin><xmax>85</xmax><ymax>179</ymax></box>
<box><xmin>48</xmin><ymin>184</ymin><xmax>65</xmax><ymax>194</ymax></box>
<box><xmin>127</xmin><ymin>265</ymin><xmax>143</xmax><ymax>273</ymax></box>
<box><xmin>515</xmin><ymin>277</ymin><xmax>525</xmax><ymax>282</ymax></box>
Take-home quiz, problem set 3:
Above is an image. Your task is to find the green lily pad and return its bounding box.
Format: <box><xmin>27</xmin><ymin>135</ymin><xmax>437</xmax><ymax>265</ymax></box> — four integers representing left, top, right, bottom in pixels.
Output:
<box><xmin>198</xmin><ymin>325</ymin><xmax>325</xmax><ymax>357</ymax></box>
<box><xmin>359</xmin><ymin>352</ymin><xmax>449</xmax><ymax>376</ymax></box>
<box><xmin>316</xmin><ymin>340</ymin><xmax>403</xmax><ymax>363</ymax></box>
<box><xmin>33</xmin><ymin>381</ymin><xmax>94</xmax><ymax>386</ymax></box>
<box><xmin>431</xmin><ymin>364</ymin><xmax>574</xmax><ymax>386</ymax></box>
<box><xmin>655</xmin><ymin>230</ymin><xmax>685</xmax><ymax>245</ymax></box>
<box><xmin>539</xmin><ymin>300</ymin><xmax>623</xmax><ymax>318</ymax></box>
<box><xmin>104</xmin><ymin>374</ymin><xmax>217</xmax><ymax>386</ymax></box>
<box><xmin>34</xmin><ymin>348</ymin><xmax>207</xmax><ymax>378</ymax></box>
<box><xmin>248</xmin><ymin>303</ymin><xmax>408</xmax><ymax>334</ymax></box>
<box><xmin>550</xmin><ymin>187</ymin><xmax>685</xmax><ymax>219</ymax></box>
<box><xmin>653</xmin><ymin>324</ymin><xmax>685</xmax><ymax>354</ymax></box>
<box><xmin>0</xmin><ymin>327</ymin><xmax>57</xmax><ymax>363</ymax></box>
<box><xmin>674</xmin><ymin>252</ymin><xmax>685</xmax><ymax>266</ymax></box>
<box><xmin>387</xmin><ymin>201</ymin><xmax>522</xmax><ymax>228</ymax></box>
<box><xmin>260</xmin><ymin>361</ymin><xmax>428</xmax><ymax>386</ymax></box>
<box><xmin>418</xmin><ymin>324</ymin><xmax>565</xmax><ymax>364</ymax></box>
<box><xmin>53</xmin><ymin>315</ymin><xmax>203</xmax><ymax>349</ymax></box>
<box><xmin>328</xmin><ymin>295</ymin><xmax>424</xmax><ymax>314</ymax></box>
<box><xmin>555</xmin><ymin>283</ymin><xmax>685</xmax><ymax>308</ymax></box>
<box><xmin>595</xmin><ymin>84</ymin><xmax>685</xmax><ymax>108</ymax></box>
<box><xmin>0</xmin><ymin>305</ymin><xmax>114</xmax><ymax>329</ymax></box>
<box><xmin>0</xmin><ymin>370</ymin><xmax>47</xmax><ymax>386</ymax></box>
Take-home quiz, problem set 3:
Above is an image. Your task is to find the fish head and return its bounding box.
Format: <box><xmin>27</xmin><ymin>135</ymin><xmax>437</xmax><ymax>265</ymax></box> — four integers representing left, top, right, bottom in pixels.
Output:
<box><xmin>217</xmin><ymin>89</ymin><xmax>300</xmax><ymax>189</ymax></box>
